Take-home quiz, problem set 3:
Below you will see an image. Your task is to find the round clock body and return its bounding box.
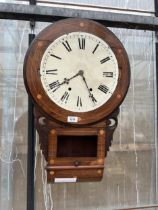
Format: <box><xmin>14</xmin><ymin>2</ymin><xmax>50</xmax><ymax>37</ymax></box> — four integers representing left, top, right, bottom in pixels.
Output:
<box><xmin>24</xmin><ymin>18</ymin><xmax>130</xmax><ymax>125</ymax></box>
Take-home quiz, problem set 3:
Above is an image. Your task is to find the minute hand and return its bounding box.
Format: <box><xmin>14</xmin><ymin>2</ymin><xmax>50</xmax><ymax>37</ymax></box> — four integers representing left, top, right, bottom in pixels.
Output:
<box><xmin>80</xmin><ymin>73</ymin><xmax>97</xmax><ymax>104</ymax></box>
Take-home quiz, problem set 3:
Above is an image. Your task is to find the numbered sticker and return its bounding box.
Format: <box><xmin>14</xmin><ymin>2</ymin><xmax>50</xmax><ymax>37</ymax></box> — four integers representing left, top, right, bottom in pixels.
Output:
<box><xmin>67</xmin><ymin>116</ymin><xmax>78</xmax><ymax>123</ymax></box>
<box><xmin>54</xmin><ymin>177</ymin><xmax>77</xmax><ymax>183</ymax></box>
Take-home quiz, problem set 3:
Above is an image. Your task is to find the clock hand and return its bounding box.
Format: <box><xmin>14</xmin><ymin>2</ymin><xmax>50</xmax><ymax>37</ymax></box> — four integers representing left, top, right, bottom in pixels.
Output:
<box><xmin>79</xmin><ymin>71</ymin><xmax>97</xmax><ymax>104</ymax></box>
<box><xmin>66</xmin><ymin>70</ymin><xmax>83</xmax><ymax>83</ymax></box>
<box><xmin>52</xmin><ymin>70</ymin><xmax>82</xmax><ymax>92</ymax></box>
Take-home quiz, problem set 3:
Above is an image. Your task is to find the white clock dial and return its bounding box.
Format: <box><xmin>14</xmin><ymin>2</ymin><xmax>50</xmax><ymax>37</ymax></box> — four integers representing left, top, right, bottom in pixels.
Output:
<box><xmin>40</xmin><ymin>32</ymin><xmax>119</xmax><ymax>112</ymax></box>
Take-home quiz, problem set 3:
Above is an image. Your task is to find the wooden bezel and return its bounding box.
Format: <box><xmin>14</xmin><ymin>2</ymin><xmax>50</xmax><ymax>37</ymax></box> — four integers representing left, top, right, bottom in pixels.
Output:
<box><xmin>23</xmin><ymin>18</ymin><xmax>130</xmax><ymax>125</ymax></box>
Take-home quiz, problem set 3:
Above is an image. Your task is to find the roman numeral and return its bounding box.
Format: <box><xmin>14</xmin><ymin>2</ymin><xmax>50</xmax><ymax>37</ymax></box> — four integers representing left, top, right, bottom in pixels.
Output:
<box><xmin>46</xmin><ymin>69</ymin><xmax>58</xmax><ymax>75</ymax></box>
<box><xmin>50</xmin><ymin>54</ymin><xmax>62</xmax><ymax>60</ymax></box>
<box><xmin>92</xmin><ymin>44</ymin><xmax>99</xmax><ymax>54</ymax></box>
<box><xmin>100</xmin><ymin>57</ymin><xmax>110</xmax><ymax>64</ymax></box>
<box><xmin>77</xmin><ymin>96</ymin><xmax>82</xmax><ymax>107</ymax></box>
<box><xmin>103</xmin><ymin>72</ymin><xmax>113</xmax><ymax>77</ymax></box>
<box><xmin>49</xmin><ymin>80</ymin><xmax>60</xmax><ymax>92</ymax></box>
<box><xmin>62</xmin><ymin>40</ymin><xmax>72</xmax><ymax>52</ymax></box>
<box><xmin>98</xmin><ymin>84</ymin><xmax>109</xmax><ymax>94</ymax></box>
<box><xmin>61</xmin><ymin>91</ymin><xmax>69</xmax><ymax>103</ymax></box>
<box><xmin>78</xmin><ymin>37</ymin><xmax>85</xmax><ymax>50</ymax></box>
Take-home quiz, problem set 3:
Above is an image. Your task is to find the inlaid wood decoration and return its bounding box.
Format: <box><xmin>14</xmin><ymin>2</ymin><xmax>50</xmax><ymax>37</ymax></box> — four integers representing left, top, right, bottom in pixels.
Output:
<box><xmin>23</xmin><ymin>18</ymin><xmax>130</xmax><ymax>183</ymax></box>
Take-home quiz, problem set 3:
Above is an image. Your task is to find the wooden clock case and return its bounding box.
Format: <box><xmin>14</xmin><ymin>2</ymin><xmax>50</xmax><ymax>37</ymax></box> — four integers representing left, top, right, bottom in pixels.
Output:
<box><xmin>23</xmin><ymin>18</ymin><xmax>130</xmax><ymax>183</ymax></box>
<box><xmin>34</xmin><ymin>107</ymin><xmax>119</xmax><ymax>182</ymax></box>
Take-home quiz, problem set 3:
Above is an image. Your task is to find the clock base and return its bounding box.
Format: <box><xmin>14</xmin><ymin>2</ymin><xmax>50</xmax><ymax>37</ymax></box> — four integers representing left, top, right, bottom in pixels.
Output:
<box><xmin>46</xmin><ymin>127</ymin><xmax>105</xmax><ymax>183</ymax></box>
<box><xmin>34</xmin><ymin>107</ymin><xmax>119</xmax><ymax>183</ymax></box>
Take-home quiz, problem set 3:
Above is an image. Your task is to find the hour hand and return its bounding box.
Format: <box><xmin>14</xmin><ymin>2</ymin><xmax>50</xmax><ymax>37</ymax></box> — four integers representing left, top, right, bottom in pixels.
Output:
<box><xmin>51</xmin><ymin>78</ymin><xmax>69</xmax><ymax>92</ymax></box>
<box><xmin>50</xmin><ymin>71</ymin><xmax>82</xmax><ymax>92</ymax></box>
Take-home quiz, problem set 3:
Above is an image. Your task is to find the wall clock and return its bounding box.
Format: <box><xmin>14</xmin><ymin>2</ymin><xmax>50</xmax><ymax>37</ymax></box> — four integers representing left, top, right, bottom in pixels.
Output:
<box><xmin>23</xmin><ymin>18</ymin><xmax>130</xmax><ymax>183</ymax></box>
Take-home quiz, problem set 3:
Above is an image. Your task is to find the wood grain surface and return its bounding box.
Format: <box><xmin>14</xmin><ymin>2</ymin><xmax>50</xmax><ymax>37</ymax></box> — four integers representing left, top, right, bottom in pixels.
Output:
<box><xmin>24</xmin><ymin>18</ymin><xmax>130</xmax><ymax>125</ymax></box>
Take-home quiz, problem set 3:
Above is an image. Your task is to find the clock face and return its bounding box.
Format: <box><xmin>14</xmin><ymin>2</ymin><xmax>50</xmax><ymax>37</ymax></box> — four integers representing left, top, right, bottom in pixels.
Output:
<box><xmin>40</xmin><ymin>32</ymin><xmax>119</xmax><ymax>112</ymax></box>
